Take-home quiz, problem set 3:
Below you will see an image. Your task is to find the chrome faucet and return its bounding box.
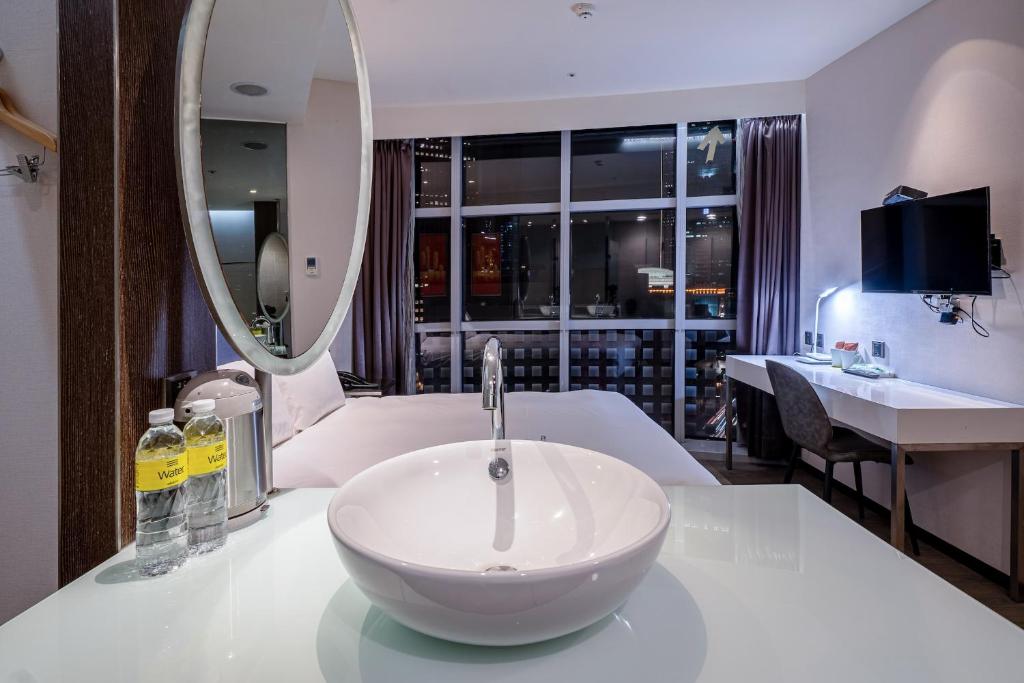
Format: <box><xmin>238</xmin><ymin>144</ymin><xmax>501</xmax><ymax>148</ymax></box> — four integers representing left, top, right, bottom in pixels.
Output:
<box><xmin>482</xmin><ymin>336</ymin><xmax>510</xmax><ymax>481</ymax></box>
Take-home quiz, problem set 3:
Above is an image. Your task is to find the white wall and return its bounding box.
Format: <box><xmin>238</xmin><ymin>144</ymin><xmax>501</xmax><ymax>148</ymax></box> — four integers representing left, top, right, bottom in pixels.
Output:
<box><xmin>287</xmin><ymin>79</ymin><xmax>361</xmax><ymax>367</ymax></box>
<box><xmin>804</xmin><ymin>0</ymin><xmax>1024</xmax><ymax>571</ymax></box>
<box><xmin>373</xmin><ymin>80</ymin><xmax>806</xmax><ymax>139</ymax></box>
<box><xmin>0</xmin><ymin>0</ymin><xmax>59</xmax><ymax>623</ymax></box>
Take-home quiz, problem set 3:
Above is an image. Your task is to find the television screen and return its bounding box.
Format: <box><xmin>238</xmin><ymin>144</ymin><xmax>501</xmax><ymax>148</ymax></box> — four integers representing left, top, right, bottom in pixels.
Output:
<box><xmin>861</xmin><ymin>187</ymin><xmax>991</xmax><ymax>295</ymax></box>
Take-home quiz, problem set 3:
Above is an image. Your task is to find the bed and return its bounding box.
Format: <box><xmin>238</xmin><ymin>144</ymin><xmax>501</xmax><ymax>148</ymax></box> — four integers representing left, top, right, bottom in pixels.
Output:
<box><xmin>221</xmin><ymin>357</ymin><xmax>719</xmax><ymax>489</ymax></box>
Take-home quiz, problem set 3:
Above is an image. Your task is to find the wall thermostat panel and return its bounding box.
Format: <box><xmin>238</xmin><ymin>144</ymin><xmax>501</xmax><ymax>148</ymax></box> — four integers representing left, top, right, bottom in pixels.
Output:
<box><xmin>305</xmin><ymin>256</ymin><xmax>318</xmax><ymax>276</ymax></box>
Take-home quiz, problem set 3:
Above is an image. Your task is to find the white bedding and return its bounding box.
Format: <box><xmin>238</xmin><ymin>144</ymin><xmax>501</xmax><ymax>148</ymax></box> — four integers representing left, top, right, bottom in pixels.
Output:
<box><xmin>273</xmin><ymin>390</ymin><xmax>719</xmax><ymax>488</ymax></box>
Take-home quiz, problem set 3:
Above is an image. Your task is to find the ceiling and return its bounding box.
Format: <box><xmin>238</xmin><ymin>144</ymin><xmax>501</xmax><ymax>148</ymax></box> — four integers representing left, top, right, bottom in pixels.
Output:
<box><xmin>201</xmin><ymin>0</ymin><xmax>357</xmax><ymax>123</ymax></box>
<box><xmin>350</xmin><ymin>0</ymin><xmax>933</xmax><ymax>107</ymax></box>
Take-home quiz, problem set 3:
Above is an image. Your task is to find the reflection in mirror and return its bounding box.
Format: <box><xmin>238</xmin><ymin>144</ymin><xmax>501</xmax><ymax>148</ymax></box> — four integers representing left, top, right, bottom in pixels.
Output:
<box><xmin>196</xmin><ymin>0</ymin><xmax>363</xmax><ymax>360</ymax></box>
<box><xmin>256</xmin><ymin>233</ymin><xmax>291</xmax><ymax>355</ymax></box>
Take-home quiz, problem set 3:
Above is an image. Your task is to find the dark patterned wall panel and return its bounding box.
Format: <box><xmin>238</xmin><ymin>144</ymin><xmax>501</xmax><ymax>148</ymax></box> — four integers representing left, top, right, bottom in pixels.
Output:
<box><xmin>569</xmin><ymin>330</ymin><xmax>674</xmax><ymax>433</ymax></box>
<box><xmin>463</xmin><ymin>331</ymin><xmax>560</xmax><ymax>393</ymax></box>
<box><xmin>116</xmin><ymin>0</ymin><xmax>217</xmax><ymax>548</ymax></box>
<box><xmin>684</xmin><ymin>329</ymin><xmax>734</xmax><ymax>439</ymax></box>
<box><xmin>59</xmin><ymin>0</ymin><xmax>118</xmax><ymax>585</ymax></box>
<box><xmin>416</xmin><ymin>333</ymin><xmax>452</xmax><ymax>394</ymax></box>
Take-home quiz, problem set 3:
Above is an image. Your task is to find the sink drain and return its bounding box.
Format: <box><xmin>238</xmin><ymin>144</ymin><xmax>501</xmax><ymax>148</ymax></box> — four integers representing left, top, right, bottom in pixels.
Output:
<box><xmin>484</xmin><ymin>565</ymin><xmax>517</xmax><ymax>573</ymax></box>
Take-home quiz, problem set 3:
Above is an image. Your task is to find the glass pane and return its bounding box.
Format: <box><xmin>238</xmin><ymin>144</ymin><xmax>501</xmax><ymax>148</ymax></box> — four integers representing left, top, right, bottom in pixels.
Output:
<box><xmin>463</xmin><ymin>132</ymin><xmax>560</xmax><ymax>206</ymax></box>
<box><xmin>686</xmin><ymin>120</ymin><xmax>736</xmax><ymax>197</ymax></box>
<box><xmin>571</xmin><ymin>125</ymin><xmax>676</xmax><ymax>201</ymax></box>
<box><xmin>463</xmin><ymin>215</ymin><xmax>560</xmax><ymax>322</ymax></box>
<box><xmin>462</xmin><ymin>331</ymin><xmax>560</xmax><ymax>393</ymax></box>
<box><xmin>684</xmin><ymin>329</ymin><xmax>734</xmax><ymax>439</ymax></box>
<box><xmin>570</xmin><ymin>210</ymin><xmax>675</xmax><ymax>319</ymax></box>
<box><xmin>685</xmin><ymin>206</ymin><xmax>737</xmax><ymax>319</ymax></box>
<box><xmin>415</xmin><ymin>138</ymin><xmax>452</xmax><ymax>208</ymax></box>
<box><xmin>416</xmin><ymin>332</ymin><xmax>452</xmax><ymax>394</ymax></box>
<box><xmin>414</xmin><ymin>217</ymin><xmax>451</xmax><ymax>323</ymax></box>
<box><xmin>570</xmin><ymin>330</ymin><xmax>674</xmax><ymax>433</ymax></box>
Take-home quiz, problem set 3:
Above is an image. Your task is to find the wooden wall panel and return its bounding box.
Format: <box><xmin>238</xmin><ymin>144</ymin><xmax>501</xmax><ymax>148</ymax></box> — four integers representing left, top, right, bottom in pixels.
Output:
<box><xmin>116</xmin><ymin>0</ymin><xmax>217</xmax><ymax>546</ymax></box>
<box><xmin>58</xmin><ymin>0</ymin><xmax>119</xmax><ymax>586</ymax></box>
<box><xmin>58</xmin><ymin>0</ymin><xmax>216</xmax><ymax>582</ymax></box>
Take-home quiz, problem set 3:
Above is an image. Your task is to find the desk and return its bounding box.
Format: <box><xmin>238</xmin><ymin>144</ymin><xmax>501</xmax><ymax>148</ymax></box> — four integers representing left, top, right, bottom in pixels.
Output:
<box><xmin>725</xmin><ymin>355</ymin><xmax>1024</xmax><ymax>599</ymax></box>
<box><xmin>3</xmin><ymin>486</ymin><xmax>1023</xmax><ymax>681</ymax></box>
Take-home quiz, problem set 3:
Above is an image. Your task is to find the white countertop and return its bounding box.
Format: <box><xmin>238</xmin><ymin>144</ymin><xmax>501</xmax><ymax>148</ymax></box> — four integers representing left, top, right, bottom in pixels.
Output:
<box><xmin>2</xmin><ymin>486</ymin><xmax>1022</xmax><ymax>682</ymax></box>
<box><xmin>727</xmin><ymin>355</ymin><xmax>1024</xmax><ymax>445</ymax></box>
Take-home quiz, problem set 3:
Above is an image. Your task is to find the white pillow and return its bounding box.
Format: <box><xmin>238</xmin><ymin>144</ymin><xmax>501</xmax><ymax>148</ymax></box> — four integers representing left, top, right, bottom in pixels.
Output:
<box><xmin>274</xmin><ymin>352</ymin><xmax>346</xmax><ymax>431</ymax></box>
<box><xmin>218</xmin><ymin>361</ymin><xmax>296</xmax><ymax>447</ymax></box>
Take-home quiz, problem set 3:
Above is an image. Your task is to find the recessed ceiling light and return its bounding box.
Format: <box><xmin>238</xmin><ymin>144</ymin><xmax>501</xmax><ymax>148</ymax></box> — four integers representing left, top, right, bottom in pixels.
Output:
<box><xmin>230</xmin><ymin>82</ymin><xmax>268</xmax><ymax>97</ymax></box>
<box><xmin>637</xmin><ymin>215</ymin><xmax>648</xmax><ymax>222</ymax></box>
<box><xmin>242</xmin><ymin>141</ymin><xmax>268</xmax><ymax>151</ymax></box>
<box><xmin>249</xmin><ymin>189</ymin><xmax>258</xmax><ymax>194</ymax></box>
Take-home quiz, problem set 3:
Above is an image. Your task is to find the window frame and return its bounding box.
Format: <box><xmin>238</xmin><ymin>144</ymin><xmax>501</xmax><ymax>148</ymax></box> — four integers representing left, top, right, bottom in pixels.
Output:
<box><xmin>413</xmin><ymin>123</ymin><xmax>739</xmax><ymax>444</ymax></box>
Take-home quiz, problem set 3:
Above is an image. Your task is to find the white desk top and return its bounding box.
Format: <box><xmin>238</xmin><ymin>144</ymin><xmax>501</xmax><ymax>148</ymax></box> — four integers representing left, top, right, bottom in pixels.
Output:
<box><xmin>2</xmin><ymin>486</ymin><xmax>1022</xmax><ymax>682</ymax></box>
<box><xmin>727</xmin><ymin>355</ymin><xmax>1024</xmax><ymax>446</ymax></box>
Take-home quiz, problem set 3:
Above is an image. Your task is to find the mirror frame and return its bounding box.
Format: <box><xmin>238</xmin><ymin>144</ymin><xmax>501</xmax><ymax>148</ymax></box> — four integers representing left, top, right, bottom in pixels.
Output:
<box><xmin>175</xmin><ymin>0</ymin><xmax>372</xmax><ymax>375</ymax></box>
<box><xmin>256</xmin><ymin>232</ymin><xmax>291</xmax><ymax>324</ymax></box>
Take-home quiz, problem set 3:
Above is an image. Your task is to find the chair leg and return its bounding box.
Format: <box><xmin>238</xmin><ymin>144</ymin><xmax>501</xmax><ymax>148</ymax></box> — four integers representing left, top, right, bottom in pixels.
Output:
<box><xmin>823</xmin><ymin>461</ymin><xmax>835</xmax><ymax>504</ymax></box>
<box><xmin>853</xmin><ymin>462</ymin><xmax>865</xmax><ymax>521</ymax></box>
<box><xmin>784</xmin><ymin>443</ymin><xmax>800</xmax><ymax>484</ymax></box>
<box><xmin>904</xmin><ymin>497</ymin><xmax>921</xmax><ymax>556</ymax></box>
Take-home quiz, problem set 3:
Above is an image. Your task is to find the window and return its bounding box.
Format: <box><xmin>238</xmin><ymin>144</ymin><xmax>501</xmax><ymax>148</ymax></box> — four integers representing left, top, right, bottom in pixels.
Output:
<box><xmin>570</xmin><ymin>329</ymin><xmax>674</xmax><ymax>432</ymax></box>
<box><xmin>463</xmin><ymin>215</ymin><xmax>560</xmax><ymax>322</ymax></box>
<box><xmin>571</xmin><ymin>126</ymin><xmax>676</xmax><ymax>201</ymax></box>
<box><xmin>416</xmin><ymin>332</ymin><xmax>452</xmax><ymax>394</ymax></box>
<box><xmin>414</xmin><ymin>217</ymin><xmax>451</xmax><ymax>323</ymax></box>
<box><xmin>412</xmin><ymin>120</ymin><xmax>742</xmax><ymax>441</ymax></box>
<box><xmin>463</xmin><ymin>133</ymin><xmax>560</xmax><ymax>206</ymax></box>
<box><xmin>686</xmin><ymin>120</ymin><xmax>736</xmax><ymax>197</ymax></box>
<box><xmin>463</xmin><ymin>331</ymin><xmax>560</xmax><ymax>393</ymax></box>
<box><xmin>570</xmin><ymin>210</ymin><xmax>675</xmax><ymax>319</ymax></box>
<box><xmin>684</xmin><ymin>329</ymin><xmax>734</xmax><ymax>438</ymax></box>
<box><xmin>415</xmin><ymin>138</ymin><xmax>452</xmax><ymax>208</ymax></box>
<box><xmin>685</xmin><ymin>206</ymin><xmax>737</xmax><ymax>319</ymax></box>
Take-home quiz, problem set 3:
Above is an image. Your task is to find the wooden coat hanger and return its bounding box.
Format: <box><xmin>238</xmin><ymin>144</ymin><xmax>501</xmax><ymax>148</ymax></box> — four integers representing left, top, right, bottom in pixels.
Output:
<box><xmin>0</xmin><ymin>87</ymin><xmax>58</xmax><ymax>153</ymax></box>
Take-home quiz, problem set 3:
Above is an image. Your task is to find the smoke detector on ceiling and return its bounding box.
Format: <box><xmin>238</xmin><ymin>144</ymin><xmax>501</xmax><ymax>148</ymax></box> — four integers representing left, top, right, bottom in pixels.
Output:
<box><xmin>571</xmin><ymin>3</ymin><xmax>595</xmax><ymax>20</ymax></box>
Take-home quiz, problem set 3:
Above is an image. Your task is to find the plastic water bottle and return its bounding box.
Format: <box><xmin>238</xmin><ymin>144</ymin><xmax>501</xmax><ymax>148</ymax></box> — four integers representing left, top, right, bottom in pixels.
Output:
<box><xmin>184</xmin><ymin>399</ymin><xmax>229</xmax><ymax>554</ymax></box>
<box><xmin>135</xmin><ymin>408</ymin><xmax>189</xmax><ymax>576</ymax></box>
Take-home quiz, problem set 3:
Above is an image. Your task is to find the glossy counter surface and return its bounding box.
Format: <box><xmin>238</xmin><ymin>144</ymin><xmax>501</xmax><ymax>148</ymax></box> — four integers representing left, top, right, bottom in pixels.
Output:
<box><xmin>2</xmin><ymin>486</ymin><xmax>1022</xmax><ymax>682</ymax></box>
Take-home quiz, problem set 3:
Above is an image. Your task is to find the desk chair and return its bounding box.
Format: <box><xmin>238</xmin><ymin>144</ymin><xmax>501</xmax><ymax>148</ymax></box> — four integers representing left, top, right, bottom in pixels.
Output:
<box><xmin>765</xmin><ymin>360</ymin><xmax>920</xmax><ymax>555</ymax></box>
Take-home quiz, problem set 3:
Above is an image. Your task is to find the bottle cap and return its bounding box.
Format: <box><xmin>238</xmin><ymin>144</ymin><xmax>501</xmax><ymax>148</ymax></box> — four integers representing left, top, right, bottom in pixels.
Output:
<box><xmin>191</xmin><ymin>399</ymin><xmax>216</xmax><ymax>414</ymax></box>
<box><xmin>148</xmin><ymin>408</ymin><xmax>175</xmax><ymax>425</ymax></box>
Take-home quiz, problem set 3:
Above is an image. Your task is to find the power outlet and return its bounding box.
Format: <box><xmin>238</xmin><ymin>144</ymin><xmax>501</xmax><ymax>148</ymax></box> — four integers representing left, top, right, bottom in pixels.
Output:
<box><xmin>816</xmin><ymin>333</ymin><xmax>824</xmax><ymax>352</ymax></box>
<box><xmin>804</xmin><ymin>331</ymin><xmax>813</xmax><ymax>347</ymax></box>
<box><xmin>871</xmin><ymin>340</ymin><xmax>886</xmax><ymax>359</ymax></box>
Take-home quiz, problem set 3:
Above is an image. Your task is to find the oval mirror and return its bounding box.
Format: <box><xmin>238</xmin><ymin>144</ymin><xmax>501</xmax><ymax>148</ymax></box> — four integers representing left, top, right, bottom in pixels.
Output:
<box><xmin>176</xmin><ymin>0</ymin><xmax>372</xmax><ymax>374</ymax></box>
<box><xmin>257</xmin><ymin>233</ymin><xmax>290</xmax><ymax>324</ymax></box>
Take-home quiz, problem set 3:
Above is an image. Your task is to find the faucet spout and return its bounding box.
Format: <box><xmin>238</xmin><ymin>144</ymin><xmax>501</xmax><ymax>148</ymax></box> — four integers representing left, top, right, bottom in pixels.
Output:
<box><xmin>481</xmin><ymin>336</ymin><xmax>509</xmax><ymax>480</ymax></box>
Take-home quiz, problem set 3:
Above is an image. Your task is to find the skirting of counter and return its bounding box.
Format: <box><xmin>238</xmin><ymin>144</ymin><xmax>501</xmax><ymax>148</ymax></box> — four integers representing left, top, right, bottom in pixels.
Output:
<box><xmin>2</xmin><ymin>486</ymin><xmax>1022</xmax><ymax>681</ymax></box>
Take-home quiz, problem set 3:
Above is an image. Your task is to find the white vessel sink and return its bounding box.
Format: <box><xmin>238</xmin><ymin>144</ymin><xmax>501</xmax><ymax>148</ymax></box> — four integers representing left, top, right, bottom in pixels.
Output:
<box><xmin>327</xmin><ymin>439</ymin><xmax>671</xmax><ymax>646</ymax></box>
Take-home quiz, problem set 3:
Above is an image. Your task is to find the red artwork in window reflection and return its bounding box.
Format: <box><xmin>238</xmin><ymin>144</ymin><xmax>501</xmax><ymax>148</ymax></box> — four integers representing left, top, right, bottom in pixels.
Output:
<box><xmin>418</xmin><ymin>233</ymin><xmax>447</xmax><ymax>297</ymax></box>
<box><xmin>470</xmin><ymin>233</ymin><xmax>501</xmax><ymax>297</ymax></box>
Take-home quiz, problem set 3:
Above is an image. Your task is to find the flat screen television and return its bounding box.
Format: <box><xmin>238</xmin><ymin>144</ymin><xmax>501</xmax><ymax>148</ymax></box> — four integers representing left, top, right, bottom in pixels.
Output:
<box><xmin>861</xmin><ymin>187</ymin><xmax>992</xmax><ymax>295</ymax></box>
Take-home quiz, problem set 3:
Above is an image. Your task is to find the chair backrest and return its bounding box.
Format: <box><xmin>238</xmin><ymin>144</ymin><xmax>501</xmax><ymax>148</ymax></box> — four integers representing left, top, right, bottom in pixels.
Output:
<box><xmin>765</xmin><ymin>360</ymin><xmax>833</xmax><ymax>453</ymax></box>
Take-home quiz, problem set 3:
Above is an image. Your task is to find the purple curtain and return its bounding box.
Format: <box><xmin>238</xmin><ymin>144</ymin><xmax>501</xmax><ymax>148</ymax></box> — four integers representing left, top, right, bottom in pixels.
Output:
<box><xmin>736</xmin><ymin>115</ymin><xmax>802</xmax><ymax>459</ymax></box>
<box><xmin>737</xmin><ymin>115</ymin><xmax>802</xmax><ymax>355</ymax></box>
<box><xmin>352</xmin><ymin>140</ymin><xmax>415</xmax><ymax>394</ymax></box>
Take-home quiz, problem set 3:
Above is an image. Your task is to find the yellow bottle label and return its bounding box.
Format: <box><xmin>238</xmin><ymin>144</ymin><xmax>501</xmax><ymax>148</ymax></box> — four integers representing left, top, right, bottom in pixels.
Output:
<box><xmin>189</xmin><ymin>441</ymin><xmax>227</xmax><ymax>476</ymax></box>
<box><xmin>136</xmin><ymin>455</ymin><xmax>188</xmax><ymax>492</ymax></box>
